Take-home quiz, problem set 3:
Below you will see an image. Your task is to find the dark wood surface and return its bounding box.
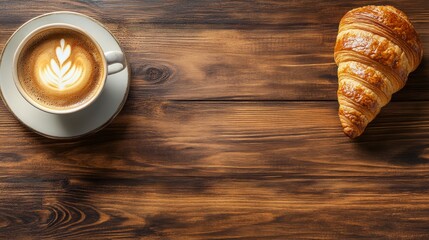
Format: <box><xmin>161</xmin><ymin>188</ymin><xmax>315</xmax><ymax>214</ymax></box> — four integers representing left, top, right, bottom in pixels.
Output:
<box><xmin>1</xmin><ymin>0</ymin><xmax>429</xmax><ymax>239</ymax></box>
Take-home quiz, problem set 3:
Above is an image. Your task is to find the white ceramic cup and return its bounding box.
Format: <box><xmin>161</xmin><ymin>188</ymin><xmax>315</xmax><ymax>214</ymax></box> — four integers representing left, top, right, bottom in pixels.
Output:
<box><xmin>12</xmin><ymin>23</ymin><xmax>126</xmax><ymax>114</ymax></box>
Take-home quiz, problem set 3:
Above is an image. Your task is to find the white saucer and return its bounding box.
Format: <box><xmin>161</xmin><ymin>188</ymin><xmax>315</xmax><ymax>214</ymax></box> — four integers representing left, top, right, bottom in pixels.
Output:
<box><xmin>0</xmin><ymin>12</ymin><xmax>130</xmax><ymax>139</ymax></box>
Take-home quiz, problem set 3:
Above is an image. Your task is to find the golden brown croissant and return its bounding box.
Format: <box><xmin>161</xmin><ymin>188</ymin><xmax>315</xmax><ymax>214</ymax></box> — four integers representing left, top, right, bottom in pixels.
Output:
<box><xmin>334</xmin><ymin>5</ymin><xmax>423</xmax><ymax>138</ymax></box>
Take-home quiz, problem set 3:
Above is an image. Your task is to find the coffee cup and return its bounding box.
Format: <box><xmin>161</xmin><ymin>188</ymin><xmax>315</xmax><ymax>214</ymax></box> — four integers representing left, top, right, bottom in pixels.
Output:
<box><xmin>12</xmin><ymin>23</ymin><xmax>126</xmax><ymax>114</ymax></box>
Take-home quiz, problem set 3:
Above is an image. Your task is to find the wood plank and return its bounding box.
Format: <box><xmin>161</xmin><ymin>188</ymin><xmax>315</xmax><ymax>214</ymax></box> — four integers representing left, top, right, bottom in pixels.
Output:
<box><xmin>1</xmin><ymin>101</ymin><xmax>429</xmax><ymax>239</ymax></box>
<box><xmin>0</xmin><ymin>0</ymin><xmax>428</xmax><ymax>101</ymax></box>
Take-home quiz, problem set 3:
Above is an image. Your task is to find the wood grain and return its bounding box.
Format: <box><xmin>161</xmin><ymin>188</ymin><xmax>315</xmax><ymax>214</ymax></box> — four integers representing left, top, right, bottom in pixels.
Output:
<box><xmin>0</xmin><ymin>0</ymin><xmax>428</xmax><ymax>100</ymax></box>
<box><xmin>2</xmin><ymin>101</ymin><xmax>429</xmax><ymax>239</ymax></box>
<box><xmin>1</xmin><ymin>0</ymin><xmax>429</xmax><ymax>239</ymax></box>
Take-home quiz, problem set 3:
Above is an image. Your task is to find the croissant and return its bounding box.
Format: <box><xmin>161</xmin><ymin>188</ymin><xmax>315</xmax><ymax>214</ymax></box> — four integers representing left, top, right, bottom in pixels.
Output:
<box><xmin>334</xmin><ymin>5</ymin><xmax>423</xmax><ymax>138</ymax></box>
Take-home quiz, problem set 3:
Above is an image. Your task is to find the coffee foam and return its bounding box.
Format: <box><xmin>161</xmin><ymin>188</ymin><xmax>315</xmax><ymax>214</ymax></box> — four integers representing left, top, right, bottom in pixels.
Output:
<box><xmin>17</xmin><ymin>28</ymin><xmax>105</xmax><ymax>111</ymax></box>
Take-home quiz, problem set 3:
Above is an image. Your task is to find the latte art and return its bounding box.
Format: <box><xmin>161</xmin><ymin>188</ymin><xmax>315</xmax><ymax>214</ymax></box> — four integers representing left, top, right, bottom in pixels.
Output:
<box><xmin>39</xmin><ymin>39</ymin><xmax>83</xmax><ymax>90</ymax></box>
<box><xmin>17</xmin><ymin>28</ymin><xmax>105</xmax><ymax>111</ymax></box>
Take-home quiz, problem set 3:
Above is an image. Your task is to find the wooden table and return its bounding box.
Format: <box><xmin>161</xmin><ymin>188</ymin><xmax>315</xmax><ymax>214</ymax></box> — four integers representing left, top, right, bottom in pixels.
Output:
<box><xmin>1</xmin><ymin>0</ymin><xmax>428</xmax><ymax>239</ymax></box>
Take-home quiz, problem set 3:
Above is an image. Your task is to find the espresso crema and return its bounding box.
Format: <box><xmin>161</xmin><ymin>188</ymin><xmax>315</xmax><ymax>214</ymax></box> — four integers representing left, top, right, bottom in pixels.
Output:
<box><xmin>17</xmin><ymin>28</ymin><xmax>105</xmax><ymax>111</ymax></box>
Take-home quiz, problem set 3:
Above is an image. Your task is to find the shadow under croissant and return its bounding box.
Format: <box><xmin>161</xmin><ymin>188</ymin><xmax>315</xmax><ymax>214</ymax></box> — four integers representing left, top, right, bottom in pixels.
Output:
<box><xmin>353</xmin><ymin>57</ymin><xmax>429</xmax><ymax>166</ymax></box>
<box><xmin>393</xmin><ymin>56</ymin><xmax>429</xmax><ymax>101</ymax></box>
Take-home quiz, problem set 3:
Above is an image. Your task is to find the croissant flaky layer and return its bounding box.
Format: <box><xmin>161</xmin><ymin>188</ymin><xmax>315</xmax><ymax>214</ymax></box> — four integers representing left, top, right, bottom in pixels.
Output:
<box><xmin>334</xmin><ymin>5</ymin><xmax>423</xmax><ymax>138</ymax></box>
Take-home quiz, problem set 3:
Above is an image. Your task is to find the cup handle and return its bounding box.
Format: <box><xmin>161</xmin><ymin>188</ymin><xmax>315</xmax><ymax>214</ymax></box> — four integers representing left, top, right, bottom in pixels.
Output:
<box><xmin>105</xmin><ymin>51</ymin><xmax>126</xmax><ymax>75</ymax></box>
